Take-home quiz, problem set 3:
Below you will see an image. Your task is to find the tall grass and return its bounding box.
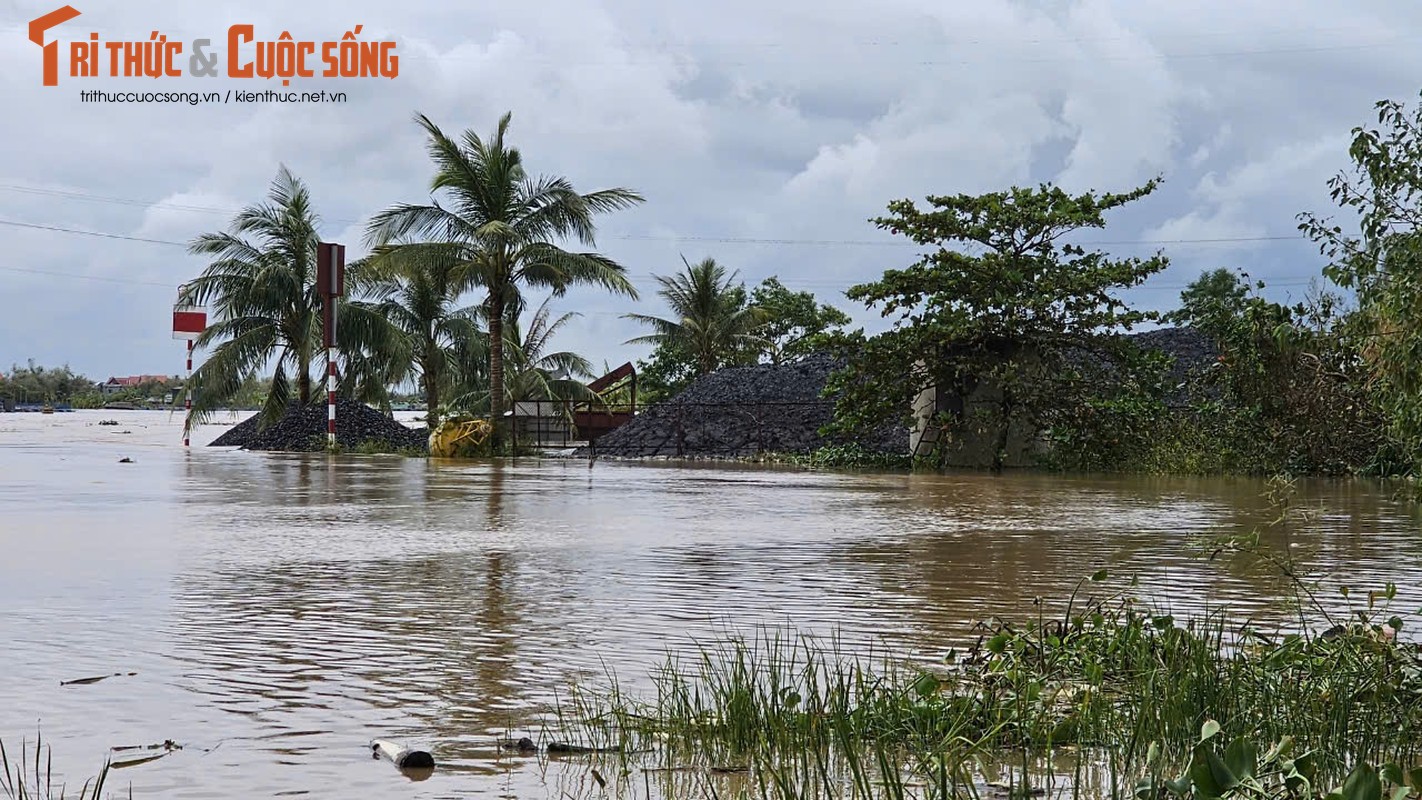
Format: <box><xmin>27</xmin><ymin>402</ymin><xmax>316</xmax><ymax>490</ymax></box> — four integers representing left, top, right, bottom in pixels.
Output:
<box><xmin>557</xmin><ymin>572</ymin><xmax>1422</xmax><ymax>800</ymax></box>
<box><xmin>0</xmin><ymin>734</ymin><xmax>114</xmax><ymax>800</ymax></box>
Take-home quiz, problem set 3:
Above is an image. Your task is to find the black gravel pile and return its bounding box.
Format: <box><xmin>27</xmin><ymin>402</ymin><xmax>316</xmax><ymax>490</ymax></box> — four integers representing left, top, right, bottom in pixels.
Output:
<box><xmin>209</xmin><ymin>412</ymin><xmax>264</xmax><ymax>447</ymax></box>
<box><xmin>1126</xmin><ymin>326</ymin><xmax>1220</xmax><ymax>407</ymax></box>
<box><xmin>209</xmin><ymin>400</ymin><xmax>427</xmax><ymax>452</ymax></box>
<box><xmin>578</xmin><ymin>329</ymin><xmax>1219</xmax><ymax>461</ymax></box>
<box><xmin>577</xmin><ymin>354</ymin><xmax>907</xmax><ymax>458</ymax></box>
<box><xmin>1126</xmin><ymin>323</ymin><xmax>1217</xmax><ymax>377</ymax></box>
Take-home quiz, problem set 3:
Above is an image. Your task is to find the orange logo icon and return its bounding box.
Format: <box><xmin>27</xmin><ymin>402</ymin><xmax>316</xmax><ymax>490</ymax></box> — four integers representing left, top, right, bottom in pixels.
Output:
<box><xmin>29</xmin><ymin>5</ymin><xmax>81</xmax><ymax>86</ymax></box>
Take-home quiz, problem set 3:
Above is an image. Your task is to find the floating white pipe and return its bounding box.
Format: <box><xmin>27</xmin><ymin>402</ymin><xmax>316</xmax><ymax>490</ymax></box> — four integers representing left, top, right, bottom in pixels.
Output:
<box><xmin>371</xmin><ymin>739</ymin><xmax>435</xmax><ymax>770</ymax></box>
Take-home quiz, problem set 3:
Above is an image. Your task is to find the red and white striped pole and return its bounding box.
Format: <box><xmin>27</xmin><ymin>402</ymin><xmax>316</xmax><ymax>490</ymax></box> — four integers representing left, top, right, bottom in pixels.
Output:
<box><xmin>185</xmin><ymin>339</ymin><xmax>193</xmax><ymax>447</ymax></box>
<box><xmin>327</xmin><ymin>345</ymin><xmax>337</xmax><ymax>447</ymax></box>
<box><xmin>317</xmin><ymin>243</ymin><xmax>345</xmax><ymax>450</ymax></box>
<box><xmin>172</xmin><ymin>284</ymin><xmax>206</xmax><ymax>448</ymax></box>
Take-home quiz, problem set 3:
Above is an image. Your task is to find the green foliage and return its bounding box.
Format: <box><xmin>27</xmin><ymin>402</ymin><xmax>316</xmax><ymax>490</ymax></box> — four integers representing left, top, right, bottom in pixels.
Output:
<box><xmin>1300</xmin><ymin>94</ymin><xmax>1422</xmax><ymax>474</ymax></box>
<box><xmin>750</xmin><ymin>276</ymin><xmax>852</xmax><ymax>365</ymax></box>
<box><xmin>1043</xmin><ymin>384</ymin><xmax>1173</xmax><ymax>473</ymax></box>
<box><xmin>826</xmin><ymin>181</ymin><xmax>1170</xmax><ymax>472</ymax></box>
<box><xmin>350</xmin><ymin>242</ymin><xmax>482</xmax><ymax>428</ymax></box>
<box><xmin>367</xmin><ymin>111</ymin><xmax>643</xmax><ymax>443</ymax></box>
<box><xmin>446</xmin><ymin>296</ymin><xmax>596</xmax><ymax>415</ymax></box>
<box><xmin>776</xmin><ymin>443</ymin><xmax>913</xmax><ymax>471</ymax></box>
<box><xmin>1167</xmin><ymin>268</ymin><xmax>1250</xmax><ymax>334</ymax></box>
<box><xmin>1199</xmin><ymin>286</ymin><xmax>1389</xmax><ymax>474</ymax></box>
<box><xmin>630</xmin><ymin>272</ymin><xmax>850</xmax><ymax>403</ymax></box>
<box><xmin>179</xmin><ymin>166</ymin><xmax>402</xmax><ymax>435</ymax></box>
<box><xmin>1050</xmin><ymin>274</ymin><xmax>1395</xmax><ymax>476</ymax></box>
<box><xmin>0</xmin><ymin>361</ymin><xmax>99</xmax><ymax>404</ymax></box>
<box><xmin>562</xmin><ymin>563</ymin><xmax>1422</xmax><ymax>800</ymax></box>
<box><xmin>625</xmin><ymin>256</ymin><xmax>768</xmax><ymax>382</ymax></box>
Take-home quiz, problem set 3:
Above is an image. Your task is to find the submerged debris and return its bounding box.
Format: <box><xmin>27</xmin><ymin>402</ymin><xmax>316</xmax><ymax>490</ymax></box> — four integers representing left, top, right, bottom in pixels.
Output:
<box><xmin>60</xmin><ymin>671</ymin><xmax>137</xmax><ymax>686</ymax></box>
<box><xmin>498</xmin><ymin>737</ymin><xmax>538</xmax><ymax>753</ymax></box>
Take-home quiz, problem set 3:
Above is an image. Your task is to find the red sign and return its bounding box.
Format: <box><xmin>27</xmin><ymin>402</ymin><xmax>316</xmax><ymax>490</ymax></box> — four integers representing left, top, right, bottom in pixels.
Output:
<box><xmin>173</xmin><ymin>307</ymin><xmax>206</xmax><ymax>340</ymax></box>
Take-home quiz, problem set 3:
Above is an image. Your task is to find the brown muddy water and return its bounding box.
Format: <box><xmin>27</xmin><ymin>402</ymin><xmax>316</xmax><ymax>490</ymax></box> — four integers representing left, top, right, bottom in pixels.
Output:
<box><xmin>1</xmin><ymin>410</ymin><xmax>1420</xmax><ymax>798</ymax></box>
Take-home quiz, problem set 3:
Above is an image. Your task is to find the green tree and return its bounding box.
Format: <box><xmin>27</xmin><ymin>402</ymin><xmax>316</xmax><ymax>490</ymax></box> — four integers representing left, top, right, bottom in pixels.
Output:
<box><xmin>444</xmin><ymin>297</ymin><xmax>594</xmax><ymax>412</ymax></box>
<box><xmin>1300</xmin><ymin>94</ymin><xmax>1422</xmax><ymax>471</ymax></box>
<box><xmin>180</xmin><ymin>166</ymin><xmax>398</xmax><ymax>430</ymax></box>
<box><xmin>827</xmin><ymin>181</ymin><xmax>1169</xmax><ymax>472</ymax></box>
<box><xmin>503</xmin><ymin>297</ymin><xmax>596</xmax><ymax>405</ymax></box>
<box><xmin>1166</xmin><ymin>267</ymin><xmax>1250</xmax><ymax>336</ymax></box>
<box><xmin>0</xmin><ymin>361</ymin><xmax>98</xmax><ymax>404</ymax></box>
<box><xmin>352</xmin><ymin>245</ymin><xmax>483</xmax><ymax>428</ymax></box>
<box><xmin>367</xmin><ymin>111</ymin><xmax>642</xmax><ymax>444</ymax></box>
<box><xmin>624</xmin><ymin>256</ymin><xmax>767</xmax><ymax>379</ymax></box>
<box><xmin>750</xmin><ymin>276</ymin><xmax>852</xmax><ymax>364</ymax></box>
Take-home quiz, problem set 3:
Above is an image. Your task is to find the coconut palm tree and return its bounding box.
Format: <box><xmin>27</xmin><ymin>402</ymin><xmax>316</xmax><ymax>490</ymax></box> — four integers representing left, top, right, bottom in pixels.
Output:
<box><xmin>504</xmin><ymin>297</ymin><xmax>596</xmax><ymax>405</ymax></box>
<box><xmin>366</xmin><ymin>111</ymin><xmax>642</xmax><ymax>444</ymax></box>
<box><xmin>352</xmin><ymin>243</ymin><xmax>487</xmax><ymax>428</ymax></box>
<box><xmin>179</xmin><ymin>166</ymin><xmax>398</xmax><ymax>431</ymax></box>
<box><xmin>445</xmin><ymin>296</ymin><xmax>595</xmax><ymax>413</ymax></box>
<box><xmin>624</xmin><ymin>256</ymin><xmax>768</xmax><ymax>376</ymax></box>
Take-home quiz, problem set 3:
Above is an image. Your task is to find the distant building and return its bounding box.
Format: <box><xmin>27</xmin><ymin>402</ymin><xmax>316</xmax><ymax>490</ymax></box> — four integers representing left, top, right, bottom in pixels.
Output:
<box><xmin>99</xmin><ymin>375</ymin><xmax>171</xmax><ymax>397</ymax></box>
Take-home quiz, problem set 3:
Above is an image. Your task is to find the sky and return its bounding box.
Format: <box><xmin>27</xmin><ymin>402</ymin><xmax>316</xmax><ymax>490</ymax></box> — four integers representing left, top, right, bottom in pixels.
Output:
<box><xmin>2</xmin><ymin>0</ymin><xmax>1420</xmax><ymax>383</ymax></box>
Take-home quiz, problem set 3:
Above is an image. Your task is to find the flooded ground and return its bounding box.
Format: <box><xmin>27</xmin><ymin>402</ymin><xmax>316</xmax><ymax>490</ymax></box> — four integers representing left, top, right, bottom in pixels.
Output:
<box><xmin>1</xmin><ymin>410</ymin><xmax>1419</xmax><ymax>798</ymax></box>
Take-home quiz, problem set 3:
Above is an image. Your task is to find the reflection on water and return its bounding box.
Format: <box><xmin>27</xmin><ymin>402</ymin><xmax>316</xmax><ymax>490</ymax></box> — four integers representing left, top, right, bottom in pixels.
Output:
<box><xmin>0</xmin><ymin>411</ymin><xmax>1419</xmax><ymax>797</ymax></box>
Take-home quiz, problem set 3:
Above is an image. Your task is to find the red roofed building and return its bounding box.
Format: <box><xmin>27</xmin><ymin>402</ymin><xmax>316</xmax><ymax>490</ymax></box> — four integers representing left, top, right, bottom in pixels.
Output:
<box><xmin>99</xmin><ymin>375</ymin><xmax>171</xmax><ymax>396</ymax></box>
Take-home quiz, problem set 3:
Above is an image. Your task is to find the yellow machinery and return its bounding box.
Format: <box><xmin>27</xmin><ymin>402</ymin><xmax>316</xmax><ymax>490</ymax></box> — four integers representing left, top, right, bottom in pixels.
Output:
<box><xmin>428</xmin><ymin>416</ymin><xmax>493</xmax><ymax>458</ymax></box>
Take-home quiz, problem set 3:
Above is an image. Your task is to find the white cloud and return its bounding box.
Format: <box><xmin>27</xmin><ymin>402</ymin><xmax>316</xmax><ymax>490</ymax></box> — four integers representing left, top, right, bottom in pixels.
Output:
<box><xmin>2</xmin><ymin>0</ymin><xmax>1421</xmax><ymax>379</ymax></box>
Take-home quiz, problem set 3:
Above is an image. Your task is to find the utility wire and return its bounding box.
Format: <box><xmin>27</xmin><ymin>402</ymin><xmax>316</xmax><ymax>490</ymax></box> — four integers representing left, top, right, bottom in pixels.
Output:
<box><xmin>0</xmin><ymin>208</ymin><xmax>1314</xmax><ymax>249</ymax></box>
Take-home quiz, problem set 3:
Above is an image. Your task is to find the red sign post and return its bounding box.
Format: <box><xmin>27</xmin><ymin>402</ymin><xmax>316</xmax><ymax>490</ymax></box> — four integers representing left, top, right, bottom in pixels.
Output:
<box><xmin>317</xmin><ymin>243</ymin><xmax>346</xmax><ymax>448</ymax></box>
<box><xmin>172</xmin><ymin>285</ymin><xmax>207</xmax><ymax>447</ymax></box>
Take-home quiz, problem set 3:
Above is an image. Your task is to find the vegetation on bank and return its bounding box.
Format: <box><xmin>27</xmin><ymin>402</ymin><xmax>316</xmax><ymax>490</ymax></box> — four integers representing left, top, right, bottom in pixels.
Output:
<box><xmin>551</xmin><ymin>533</ymin><xmax>1422</xmax><ymax>799</ymax></box>
<box><xmin>0</xmin><ymin>363</ymin><xmax>178</xmax><ymax>409</ymax></box>
<box><xmin>819</xmin><ymin>96</ymin><xmax>1422</xmax><ymax>478</ymax></box>
<box><xmin>1</xmin><ymin>734</ymin><xmax>112</xmax><ymax>800</ymax></box>
<box><xmin>15</xmin><ymin>94</ymin><xmax>1421</xmax><ymax>475</ymax></box>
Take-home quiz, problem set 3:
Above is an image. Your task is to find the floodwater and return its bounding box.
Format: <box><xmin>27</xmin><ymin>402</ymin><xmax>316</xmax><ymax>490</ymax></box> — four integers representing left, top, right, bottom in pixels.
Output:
<box><xmin>1</xmin><ymin>410</ymin><xmax>1419</xmax><ymax>798</ymax></box>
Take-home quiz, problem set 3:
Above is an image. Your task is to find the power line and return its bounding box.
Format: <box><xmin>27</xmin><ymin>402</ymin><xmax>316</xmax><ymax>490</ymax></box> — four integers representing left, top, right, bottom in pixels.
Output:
<box><xmin>0</xmin><ymin>260</ymin><xmax>1322</xmax><ymax>295</ymax></box>
<box><xmin>0</xmin><ymin>209</ymin><xmax>1315</xmax><ymax>250</ymax></box>
<box><xmin>0</xmin><ymin>218</ymin><xmax>188</xmax><ymax>246</ymax></box>
<box><xmin>0</xmin><ymin>265</ymin><xmax>172</xmax><ymax>288</ymax></box>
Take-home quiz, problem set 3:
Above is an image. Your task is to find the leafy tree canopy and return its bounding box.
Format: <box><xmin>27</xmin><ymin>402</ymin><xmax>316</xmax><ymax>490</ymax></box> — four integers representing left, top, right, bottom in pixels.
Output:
<box><xmin>825</xmin><ymin>180</ymin><xmax>1170</xmax><ymax>470</ymax></box>
<box><xmin>1300</xmin><ymin>94</ymin><xmax>1422</xmax><ymax>471</ymax></box>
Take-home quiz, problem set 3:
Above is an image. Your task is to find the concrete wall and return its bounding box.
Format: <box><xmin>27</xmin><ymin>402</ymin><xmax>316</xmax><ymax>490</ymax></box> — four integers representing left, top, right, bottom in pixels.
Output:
<box><xmin>909</xmin><ymin>355</ymin><xmax>1047</xmax><ymax>470</ymax></box>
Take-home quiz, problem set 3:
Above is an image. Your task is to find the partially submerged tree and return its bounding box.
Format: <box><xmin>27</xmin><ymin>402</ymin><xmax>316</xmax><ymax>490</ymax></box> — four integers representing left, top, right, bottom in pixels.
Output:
<box><xmin>1300</xmin><ymin>94</ymin><xmax>1422</xmax><ymax>472</ymax></box>
<box><xmin>827</xmin><ymin>181</ymin><xmax>1169</xmax><ymax>471</ymax></box>
<box><xmin>503</xmin><ymin>297</ymin><xmax>596</xmax><ymax>406</ymax></box>
<box><xmin>351</xmin><ymin>244</ymin><xmax>483</xmax><ymax>428</ymax></box>
<box><xmin>367</xmin><ymin>111</ymin><xmax>642</xmax><ymax>444</ymax></box>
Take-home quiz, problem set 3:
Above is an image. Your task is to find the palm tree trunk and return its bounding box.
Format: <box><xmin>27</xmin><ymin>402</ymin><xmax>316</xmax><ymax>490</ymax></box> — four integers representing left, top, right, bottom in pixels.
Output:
<box><xmin>423</xmin><ymin>359</ymin><xmax>441</xmax><ymax>430</ymax></box>
<box><xmin>488</xmin><ymin>290</ymin><xmax>507</xmax><ymax>444</ymax></box>
<box><xmin>298</xmin><ymin>356</ymin><xmax>312</xmax><ymax>405</ymax></box>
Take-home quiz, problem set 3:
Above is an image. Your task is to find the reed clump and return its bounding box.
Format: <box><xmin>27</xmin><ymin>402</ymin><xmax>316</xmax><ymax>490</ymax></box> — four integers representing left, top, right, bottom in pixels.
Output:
<box><xmin>561</xmin><ymin>572</ymin><xmax>1422</xmax><ymax>800</ymax></box>
<box><xmin>0</xmin><ymin>733</ymin><xmax>114</xmax><ymax>800</ymax></box>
